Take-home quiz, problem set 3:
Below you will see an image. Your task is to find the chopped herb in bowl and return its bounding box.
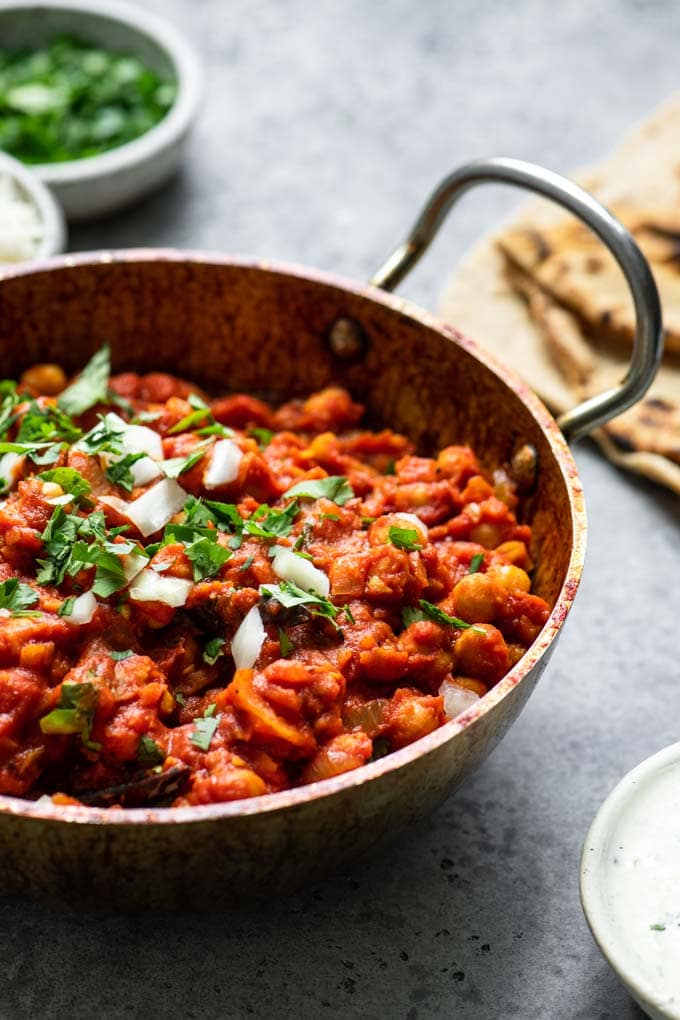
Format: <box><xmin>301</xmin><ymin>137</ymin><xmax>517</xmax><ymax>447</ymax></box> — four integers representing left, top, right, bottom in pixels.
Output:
<box><xmin>0</xmin><ymin>35</ymin><xmax>176</xmax><ymax>164</ymax></box>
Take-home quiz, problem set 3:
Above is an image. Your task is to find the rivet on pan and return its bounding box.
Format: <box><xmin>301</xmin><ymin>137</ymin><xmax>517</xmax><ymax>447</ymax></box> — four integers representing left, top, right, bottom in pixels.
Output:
<box><xmin>511</xmin><ymin>443</ymin><xmax>538</xmax><ymax>494</ymax></box>
<box><xmin>326</xmin><ymin>317</ymin><xmax>368</xmax><ymax>362</ymax></box>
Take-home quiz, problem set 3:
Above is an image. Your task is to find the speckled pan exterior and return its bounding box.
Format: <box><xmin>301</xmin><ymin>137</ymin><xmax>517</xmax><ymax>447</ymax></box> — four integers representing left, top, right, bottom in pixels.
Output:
<box><xmin>0</xmin><ymin>251</ymin><xmax>586</xmax><ymax>910</ymax></box>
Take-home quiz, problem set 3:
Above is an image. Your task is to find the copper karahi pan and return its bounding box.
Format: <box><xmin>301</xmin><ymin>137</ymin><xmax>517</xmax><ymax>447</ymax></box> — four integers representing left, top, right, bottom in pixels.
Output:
<box><xmin>0</xmin><ymin>159</ymin><xmax>662</xmax><ymax>909</ymax></box>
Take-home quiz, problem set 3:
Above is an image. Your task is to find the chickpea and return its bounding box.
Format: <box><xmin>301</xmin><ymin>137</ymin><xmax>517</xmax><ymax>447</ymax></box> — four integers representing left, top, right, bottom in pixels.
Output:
<box><xmin>488</xmin><ymin>563</ymin><xmax>531</xmax><ymax>593</ymax></box>
<box><xmin>19</xmin><ymin>364</ymin><xmax>67</xmax><ymax>396</ymax></box>
<box><xmin>451</xmin><ymin>573</ymin><xmax>499</xmax><ymax>622</ymax></box>
<box><xmin>469</xmin><ymin>522</ymin><xmax>502</xmax><ymax>548</ymax></box>
<box><xmin>455</xmin><ymin>623</ymin><xmax>510</xmax><ymax>683</ymax></box>
<box><xmin>494</xmin><ymin>540</ymin><xmax>532</xmax><ymax>570</ymax></box>
<box><xmin>453</xmin><ymin>676</ymin><xmax>488</xmax><ymax>698</ymax></box>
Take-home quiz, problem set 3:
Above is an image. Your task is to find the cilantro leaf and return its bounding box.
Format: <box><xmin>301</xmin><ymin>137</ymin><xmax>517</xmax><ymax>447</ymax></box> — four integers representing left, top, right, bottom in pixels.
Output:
<box><xmin>469</xmin><ymin>553</ymin><xmax>484</xmax><ymax>574</ymax></box>
<box><xmin>137</xmin><ymin>734</ymin><xmax>165</xmax><ymax>767</ymax></box>
<box><xmin>161</xmin><ymin>447</ymin><xmax>207</xmax><ymax>478</ymax></box>
<box><xmin>278</xmin><ymin>628</ymin><xmax>294</xmax><ymax>657</ymax></box>
<box><xmin>58</xmin><ymin>596</ymin><xmax>76</xmax><ymax>617</ymax></box>
<box><xmin>402</xmin><ymin>606</ymin><xmax>426</xmax><ymax>627</ymax></box>
<box><xmin>105</xmin><ymin>452</ymin><xmax>146</xmax><ymax>492</ymax></box>
<box><xmin>387</xmin><ymin>526</ymin><xmax>422</xmax><ymax>551</ymax></box>
<box><xmin>190</xmin><ymin>710</ymin><xmax>220</xmax><ymax>751</ymax></box>
<box><xmin>243</xmin><ymin>501</ymin><xmax>299</xmax><ymax>541</ymax></box>
<box><xmin>38</xmin><ymin>467</ymin><xmax>91</xmax><ymax>502</ymax></box>
<box><xmin>260</xmin><ymin>579</ymin><xmax>348</xmax><ymax>630</ymax></box>
<box><xmin>249</xmin><ymin>427</ymin><xmax>274</xmax><ymax>448</ymax></box>
<box><xmin>0</xmin><ymin>578</ymin><xmax>39</xmax><ymax>615</ymax></box>
<box><xmin>57</xmin><ymin>346</ymin><xmax>111</xmax><ymax>415</ymax></box>
<box><xmin>203</xmin><ymin>637</ymin><xmax>225</xmax><ymax>665</ymax></box>
<box><xmin>109</xmin><ymin>649</ymin><xmax>133</xmax><ymax>661</ymax></box>
<box><xmin>282</xmin><ymin>476</ymin><xmax>354</xmax><ymax>506</ymax></box>
<box><xmin>162</xmin><ymin>522</ymin><xmax>232</xmax><ymax>581</ymax></box>
<box><xmin>39</xmin><ymin>682</ymin><xmax>99</xmax><ymax>747</ymax></box>
<box><xmin>76</xmin><ymin>416</ymin><xmax>124</xmax><ymax>456</ymax></box>
<box><xmin>417</xmin><ymin>600</ymin><xmax>485</xmax><ymax>633</ymax></box>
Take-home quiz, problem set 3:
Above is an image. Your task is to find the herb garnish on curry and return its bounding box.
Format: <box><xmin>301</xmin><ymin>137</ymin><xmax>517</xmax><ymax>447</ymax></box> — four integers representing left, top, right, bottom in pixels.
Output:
<box><xmin>0</xmin><ymin>348</ymin><xmax>549</xmax><ymax>807</ymax></box>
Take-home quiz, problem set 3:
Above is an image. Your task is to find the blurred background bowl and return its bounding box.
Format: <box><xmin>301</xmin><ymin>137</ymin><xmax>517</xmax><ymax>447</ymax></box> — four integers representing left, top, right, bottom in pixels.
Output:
<box><xmin>0</xmin><ymin>0</ymin><xmax>202</xmax><ymax>221</ymax></box>
<box><xmin>0</xmin><ymin>149</ymin><xmax>66</xmax><ymax>258</ymax></box>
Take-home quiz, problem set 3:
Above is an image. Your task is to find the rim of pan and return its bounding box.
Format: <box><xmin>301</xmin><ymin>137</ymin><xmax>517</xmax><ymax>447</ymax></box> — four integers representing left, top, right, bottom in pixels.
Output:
<box><xmin>0</xmin><ymin>249</ymin><xmax>587</xmax><ymax>826</ymax></box>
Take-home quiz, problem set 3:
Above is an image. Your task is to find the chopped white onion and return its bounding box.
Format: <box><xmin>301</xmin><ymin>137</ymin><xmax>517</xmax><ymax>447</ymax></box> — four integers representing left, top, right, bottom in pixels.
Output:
<box><xmin>203</xmin><ymin>439</ymin><xmax>242</xmax><ymax>489</ymax></box>
<box><xmin>68</xmin><ymin>591</ymin><xmax>97</xmax><ymax>625</ymax></box>
<box><xmin>439</xmin><ymin>680</ymin><xmax>480</xmax><ymax>720</ymax></box>
<box><xmin>100</xmin><ymin>477</ymin><xmax>188</xmax><ymax>537</ymax></box>
<box><xmin>128</xmin><ymin>568</ymin><xmax>192</xmax><ymax>607</ymax></box>
<box><xmin>121</xmin><ymin>551</ymin><xmax>148</xmax><ymax>583</ymax></box>
<box><xmin>271</xmin><ymin>545</ymin><xmax>330</xmax><ymax>597</ymax></box>
<box><xmin>231</xmin><ymin>606</ymin><xmax>266</xmax><ymax>670</ymax></box>
<box><xmin>101</xmin><ymin>413</ymin><xmax>163</xmax><ymax>487</ymax></box>
<box><xmin>0</xmin><ymin>452</ymin><xmax>24</xmax><ymax>492</ymax></box>
<box><xmin>395</xmin><ymin>512</ymin><xmax>429</xmax><ymax>541</ymax></box>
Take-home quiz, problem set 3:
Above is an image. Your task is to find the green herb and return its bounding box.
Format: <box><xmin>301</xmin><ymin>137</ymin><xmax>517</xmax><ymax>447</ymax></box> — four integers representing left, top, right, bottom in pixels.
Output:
<box><xmin>361</xmin><ymin>516</ymin><xmax>377</xmax><ymax>527</ymax></box>
<box><xmin>204</xmin><ymin>702</ymin><xmax>217</xmax><ymax>718</ymax></box>
<box><xmin>105</xmin><ymin>452</ymin><xmax>146</xmax><ymax>492</ymax></box>
<box><xmin>319</xmin><ymin>512</ymin><xmax>340</xmax><ymax>522</ymax></box>
<box><xmin>37</xmin><ymin>506</ymin><xmax>132</xmax><ymax>596</ymax></box>
<box><xmin>0</xmin><ymin>38</ymin><xmax>176</xmax><ymax>165</ymax></box>
<box><xmin>387</xmin><ymin>526</ymin><xmax>422</xmax><ymax>551</ymax></box>
<box><xmin>282</xmin><ymin>476</ymin><xmax>354</xmax><ymax>506</ymax></box>
<box><xmin>243</xmin><ymin>501</ymin><xmax>300</xmax><ymax>541</ymax></box>
<box><xmin>203</xmin><ymin>637</ymin><xmax>226</xmax><ymax>665</ymax></box>
<box><xmin>186</xmin><ymin>497</ymin><xmax>242</xmax><ymax>533</ymax></box>
<box><xmin>109</xmin><ymin>649</ymin><xmax>133</xmax><ymax>661</ymax></box>
<box><xmin>77</xmin><ymin>416</ymin><xmax>124</xmax><ymax>456</ymax></box>
<box><xmin>58</xmin><ymin>595</ymin><xmax>76</xmax><ymax>618</ymax></box>
<box><xmin>239</xmin><ymin>555</ymin><xmax>255</xmax><ymax>572</ymax></box>
<box><xmin>417</xmin><ymin>600</ymin><xmax>486</xmax><ymax>633</ymax></box>
<box><xmin>39</xmin><ymin>681</ymin><xmax>99</xmax><ymax>748</ymax></box>
<box><xmin>161</xmin><ymin>446</ymin><xmax>207</xmax><ymax>478</ymax></box>
<box><xmin>249</xmin><ymin>427</ymin><xmax>274</xmax><ymax>448</ymax></box>
<box><xmin>162</xmin><ymin>523</ymin><xmax>231</xmax><ymax>582</ymax></box>
<box><xmin>0</xmin><ymin>381</ymin><xmax>21</xmax><ymax>439</ymax></box>
<box><xmin>402</xmin><ymin>606</ymin><xmax>426</xmax><ymax>627</ymax></box>
<box><xmin>469</xmin><ymin>553</ymin><xmax>484</xmax><ymax>574</ymax></box>
<box><xmin>650</xmin><ymin>923</ymin><xmax>666</xmax><ymax>931</ymax></box>
<box><xmin>38</xmin><ymin>467</ymin><xmax>91</xmax><ymax>502</ymax></box>
<box><xmin>195</xmin><ymin>423</ymin><xmax>235</xmax><ymax>439</ymax></box>
<box><xmin>260</xmin><ymin>579</ymin><xmax>352</xmax><ymax>631</ymax></box>
<box><xmin>168</xmin><ymin>407</ymin><xmax>212</xmax><ymax>435</ymax></box>
<box><xmin>0</xmin><ymin>578</ymin><xmax>39</xmax><ymax>615</ymax></box>
<box><xmin>174</xmin><ymin>692</ymin><xmax>186</xmax><ymax>707</ymax></box>
<box><xmin>57</xmin><ymin>346</ymin><xmax>111</xmax><ymax>415</ymax></box>
<box><xmin>137</xmin><ymin>734</ymin><xmax>164</xmax><ymax>768</ymax></box>
<box><xmin>190</xmin><ymin>708</ymin><xmax>220</xmax><ymax>751</ymax></box>
<box><xmin>278</xmin><ymin>628</ymin><xmax>294</xmax><ymax>657</ymax></box>
<box><xmin>384</xmin><ymin>459</ymin><xmax>396</xmax><ymax>475</ymax></box>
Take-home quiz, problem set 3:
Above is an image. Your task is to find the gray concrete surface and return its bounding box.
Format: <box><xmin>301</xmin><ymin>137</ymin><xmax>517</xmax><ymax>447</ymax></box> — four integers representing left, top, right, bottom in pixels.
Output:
<box><xmin>2</xmin><ymin>1</ymin><xmax>679</xmax><ymax>1017</ymax></box>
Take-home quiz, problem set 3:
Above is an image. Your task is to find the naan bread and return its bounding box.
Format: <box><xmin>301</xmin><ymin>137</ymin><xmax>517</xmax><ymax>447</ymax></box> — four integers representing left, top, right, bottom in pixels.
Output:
<box><xmin>441</xmin><ymin>95</ymin><xmax>680</xmax><ymax>495</ymax></box>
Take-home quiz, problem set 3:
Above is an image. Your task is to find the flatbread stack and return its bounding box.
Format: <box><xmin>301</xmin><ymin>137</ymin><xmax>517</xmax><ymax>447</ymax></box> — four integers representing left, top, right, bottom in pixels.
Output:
<box><xmin>441</xmin><ymin>96</ymin><xmax>680</xmax><ymax>494</ymax></box>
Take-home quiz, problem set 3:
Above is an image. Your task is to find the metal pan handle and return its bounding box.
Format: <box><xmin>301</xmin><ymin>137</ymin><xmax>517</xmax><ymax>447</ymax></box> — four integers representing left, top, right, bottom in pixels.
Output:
<box><xmin>370</xmin><ymin>157</ymin><xmax>663</xmax><ymax>443</ymax></box>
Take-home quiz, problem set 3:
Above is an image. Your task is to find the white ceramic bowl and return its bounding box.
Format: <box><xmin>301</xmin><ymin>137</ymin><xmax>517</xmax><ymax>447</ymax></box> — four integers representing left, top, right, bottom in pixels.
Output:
<box><xmin>0</xmin><ymin>0</ymin><xmax>202</xmax><ymax>221</ymax></box>
<box><xmin>580</xmin><ymin>742</ymin><xmax>680</xmax><ymax>1020</ymax></box>
<box><xmin>0</xmin><ymin>150</ymin><xmax>66</xmax><ymax>259</ymax></box>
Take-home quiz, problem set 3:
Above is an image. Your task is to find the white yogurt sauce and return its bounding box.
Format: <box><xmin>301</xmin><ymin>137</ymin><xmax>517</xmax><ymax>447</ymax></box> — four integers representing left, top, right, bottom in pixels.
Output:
<box><xmin>596</xmin><ymin>760</ymin><xmax>680</xmax><ymax>1015</ymax></box>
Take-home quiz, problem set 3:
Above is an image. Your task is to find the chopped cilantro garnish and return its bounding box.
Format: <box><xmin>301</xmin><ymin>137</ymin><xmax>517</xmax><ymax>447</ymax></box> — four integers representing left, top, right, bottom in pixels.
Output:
<box><xmin>190</xmin><ymin>708</ymin><xmax>220</xmax><ymax>751</ymax></box>
<box><xmin>401</xmin><ymin>606</ymin><xmax>426</xmax><ymax>627</ymax></box>
<box><xmin>384</xmin><ymin>459</ymin><xmax>396</xmax><ymax>475</ymax></box>
<box><xmin>319</xmin><ymin>512</ymin><xmax>340</xmax><ymax>522</ymax></box>
<box><xmin>39</xmin><ymin>682</ymin><xmax>99</xmax><ymax>748</ymax></box>
<box><xmin>249</xmin><ymin>427</ymin><xmax>274</xmax><ymax>448</ymax></box>
<box><xmin>260</xmin><ymin>579</ymin><xmax>352</xmax><ymax>631</ymax></box>
<box><xmin>195</xmin><ymin>423</ymin><xmax>235</xmax><ymax>439</ymax></box>
<box><xmin>278</xmin><ymin>628</ymin><xmax>294</xmax><ymax>657</ymax></box>
<box><xmin>168</xmin><ymin>407</ymin><xmax>212</xmax><ymax>435</ymax></box>
<box><xmin>109</xmin><ymin>649</ymin><xmax>133</xmax><ymax>661</ymax></box>
<box><xmin>37</xmin><ymin>507</ymin><xmax>131</xmax><ymax>596</ymax></box>
<box><xmin>162</xmin><ymin>522</ymin><xmax>231</xmax><ymax>581</ymax></box>
<box><xmin>161</xmin><ymin>446</ymin><xmax>208</xmax><ymax>478</ymax></box>
<box><xmin>469</xmin><ymin>553</ymin><xmax>484</xmax><ymax>574</ymax></box>
<box><xmin>387</xmin><ymin>526</ymin><xmax>422</xmax><ymax>551</ymax></box>
<box><xmin>282</xmin><ymin>476</ymin><xmax>354</xmax><ymax>506</ymax></box>
<box><xmin>243</xmin><ymin>501</ymin><xmax>299</xmax><ymax>541</ymax></box>
<box><xmin>57</xmin><ymin>346</ymin><xmax>111</xmax><ymax>415</ymax></box>
<box><xmin>650</xmin><ymin>923</ymin><xmax>666</xmax><ymax>931</ymax></box>
<box><xmin>0</xmin><ymin>578</ymin><xmax>39</xmax><ymax>615</ymax></box>
<box><xmin>58</xmin><ymin>596</ymin><xmax>76</xmax><ymax>618</ymax></box>
<box><xmin>203</xmin><ymin>637</ymin><xmax>226</xmax><ymax>665</ymax></box>
<box><xmin>417</xmin><ymin>600</ymin><xmax>485</xmax><ymax>633</ymax></box>
<box><xmin>137</xmin><ymin>734</ymin><xmax>165</xmax><ymax>768</ymax></box>
<box><xmin>174</xmin><ymin>692</ymin><xmax>186</xmax><ymax>707</ymax></box>
<box><xmin>38</xmin><ymin>467</ymin><xmax>91</xmax><ymax>503</ymax></box>
<box><xmin>77</xmin><ymin>416</ymin><xmax>124</xmax><ymax>456</ymax></box>
<box><xmin>105</xmin><ymin>452</ymin><xmax>147</xmax><ymax>492</ymax></box>
<box><xmin>239</xmin><ymin>555</ymin><xmax>255</xmax><ymax>572</ymax></box>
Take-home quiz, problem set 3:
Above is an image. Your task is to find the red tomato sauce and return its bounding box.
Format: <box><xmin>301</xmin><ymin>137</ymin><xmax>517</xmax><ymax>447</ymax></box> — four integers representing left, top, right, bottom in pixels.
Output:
<box><xmin>0</xmin><ymin>355</ymin><xmax>549</xmax><ymax>807</ymax></box>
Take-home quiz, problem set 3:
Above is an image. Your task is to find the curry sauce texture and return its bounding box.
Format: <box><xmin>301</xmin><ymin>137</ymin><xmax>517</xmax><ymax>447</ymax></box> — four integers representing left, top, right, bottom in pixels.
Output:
<box><xmin>0</xmin><ymin>349</ymin><xmax>549</xmax><ymax>808</ymax></box>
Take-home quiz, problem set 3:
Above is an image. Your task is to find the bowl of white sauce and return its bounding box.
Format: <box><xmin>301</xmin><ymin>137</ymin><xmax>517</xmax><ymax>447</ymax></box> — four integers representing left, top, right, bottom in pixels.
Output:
<box><xmin>580</xmin><ymin>742</ymin><xmax>680</xmax><ymax>1020</ymax></box>
<box><xmin>0</xmin><ymin>150</ymin><xmax>66</xmax><ymax>262</ymax></box>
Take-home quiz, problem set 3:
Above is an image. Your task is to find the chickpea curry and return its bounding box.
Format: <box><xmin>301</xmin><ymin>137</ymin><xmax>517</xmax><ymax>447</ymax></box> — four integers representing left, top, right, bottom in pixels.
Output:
<box><xmin>0</xmin><ymin>348</ymin><xmax>550</xmax><ymax>808</ymax></box>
